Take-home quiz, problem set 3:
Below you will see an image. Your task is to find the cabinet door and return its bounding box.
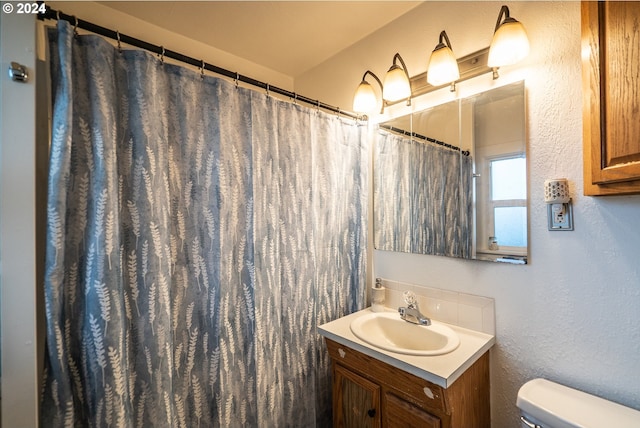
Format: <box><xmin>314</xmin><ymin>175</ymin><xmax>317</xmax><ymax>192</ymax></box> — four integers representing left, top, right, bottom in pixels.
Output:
<box><xmin>582</xmin><ymin>1</ymin><xmax>640</xmax><ymax>195</ymax></box>
<box><xmin>333</xmin><ymin>364</ymin><xmax>381</xmax><ymax>428</ymax></box>
<box><xmin>383</xmin><ymin>392</ymin><xmax>441</xmax><ymax>428</ymax></box>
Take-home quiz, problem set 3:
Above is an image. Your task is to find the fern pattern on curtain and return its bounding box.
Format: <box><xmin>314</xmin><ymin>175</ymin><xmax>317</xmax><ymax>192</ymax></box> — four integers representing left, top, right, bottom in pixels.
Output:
<box><xmin>374</xmin><ymin>130</ymin><xmax>472</xmax><ymax>257</ymax></box>
<box><xmin>42</xmin><ymin>21</ymin><xmax>367</xmax><ymax>427</ymax></box>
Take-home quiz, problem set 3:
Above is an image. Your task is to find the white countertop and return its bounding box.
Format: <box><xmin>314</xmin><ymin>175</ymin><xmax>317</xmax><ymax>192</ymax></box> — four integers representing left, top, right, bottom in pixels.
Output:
<box><xmin>318</xmin><ymin>307</ymin><xmax>495</xmax><ymax>388</ymax></box>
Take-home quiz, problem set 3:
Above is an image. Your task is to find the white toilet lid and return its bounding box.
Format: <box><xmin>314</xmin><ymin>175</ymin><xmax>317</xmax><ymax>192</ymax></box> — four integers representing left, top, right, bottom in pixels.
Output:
<box><xmin>517</xmin><ymin>378</ymin><xmax>640</xmax><ymax>428</ymax></box>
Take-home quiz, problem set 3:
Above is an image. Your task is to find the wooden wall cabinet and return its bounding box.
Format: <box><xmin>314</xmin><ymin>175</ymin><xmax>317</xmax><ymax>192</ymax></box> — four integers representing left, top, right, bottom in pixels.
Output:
<box><xmin>582</xmin><ymin>1</ymin><xmax>640</xmax><ymax>196</ymax></box>
<box><xmin>326</xmin><ymin>339</ymin><xmax>490</xmax><ymax>428</ymax></box>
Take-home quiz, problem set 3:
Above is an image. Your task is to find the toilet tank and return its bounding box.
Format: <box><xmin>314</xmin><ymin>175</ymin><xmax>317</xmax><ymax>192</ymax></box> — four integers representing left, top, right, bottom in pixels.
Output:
<box><xmin>517</xmin><ymin>378</ymin><xmax>640</xmax><ymax>428</ymax></box>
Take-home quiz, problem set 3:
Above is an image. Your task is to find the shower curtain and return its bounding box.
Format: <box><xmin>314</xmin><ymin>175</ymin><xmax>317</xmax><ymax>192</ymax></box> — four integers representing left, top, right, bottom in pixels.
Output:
<box><xmin>374</xmin><ymin>130</ymin><xmax>472</xmax><ymax>257</ymax></box>
<box><xmin>42</xmin><ymin>21</ymin><xmax>367</xmax><ymax>427</ymax></box>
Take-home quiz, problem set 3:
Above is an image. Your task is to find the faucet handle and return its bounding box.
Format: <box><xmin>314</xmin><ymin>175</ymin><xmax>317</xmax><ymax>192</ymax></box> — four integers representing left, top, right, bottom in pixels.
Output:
<box><xmin>403</xmin><ymin>291</ymin><xmax>417</xmax><ymax>307</ymax></box>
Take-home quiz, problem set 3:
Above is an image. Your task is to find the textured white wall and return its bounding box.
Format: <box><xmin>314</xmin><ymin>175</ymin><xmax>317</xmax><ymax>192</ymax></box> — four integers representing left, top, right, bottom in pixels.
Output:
<box><xmin>297</xmin><ymin>2</ymin><xmax>640</xmax><ymax>427</ymax></box>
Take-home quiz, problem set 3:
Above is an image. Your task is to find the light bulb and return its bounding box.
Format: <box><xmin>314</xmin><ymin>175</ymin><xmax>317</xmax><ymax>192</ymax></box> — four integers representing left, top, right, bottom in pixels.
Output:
<box><xmin>427</xmin><ymin>46</ymin><xmax>460</xmax><ymax>86</ymax></box>
<box><xmin>488</xmin><ymin>20</ymin><xmax>529</xmax><ymax>67</ymax></box>
<box><xmin>426</xmin><ymin>31</ymin><xmax>460</xmax><ymax>87</ymax></box>
<box><xmin>352</xmin><ymin>80</ymin><xmax>378</xmax><ymax>113</ymax></box>
<box><xmin>488</xmin><ymin>7</ymin><xmax>530</xmax><ymax>68</ymax></box>
<box><xmin>383</xmin><ymin>65</ymin><xmax>411</xmax><ymax>102</ymax></box>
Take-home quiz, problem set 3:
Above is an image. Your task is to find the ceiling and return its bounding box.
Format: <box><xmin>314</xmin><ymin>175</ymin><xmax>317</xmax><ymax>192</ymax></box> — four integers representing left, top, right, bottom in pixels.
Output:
<box><xmin>99</xmin><ymin>1</ymin><xmax>422</xmax><ymax>78</ymax></box>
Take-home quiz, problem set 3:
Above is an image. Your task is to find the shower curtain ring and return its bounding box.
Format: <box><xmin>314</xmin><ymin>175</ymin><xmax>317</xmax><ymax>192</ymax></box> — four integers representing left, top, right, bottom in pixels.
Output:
<box><xmin>56</xmin><ymin>10</ymin><xmax>60</xmax><ymax>21</ymax></box>
<box><xmin>235</xmin><ymin>72</ymin><xmax>240</xmax><ymax>88</ymax></box>
<box><xmin>159</xmin><ymin>46</ymin><xmax>165</xmax><ymax>63</ymax></box>
<box><xmin>200</xmin><ymin>60</ymin><xmax>205</xmax><ymax>78</ymax></box>
<box><xmin>293</xmin><ymin>93</ymin><xmax>298</xmax><ymax>104</ymax></box>
<box><xmin>72</xmin><ymin>15</ymin><xmax>78</xmax><ymax>36</ymax></box>
<box><xmin>316</xmin><ymin>100</ymin><xmax>320</xmax><ymax>113</ymax></box>
<box><xmin>265</xmin><ymin>83</ymin><xmax>270</xmax><ymax>97</ymax></box>
<box><xmin>116</xmin><ymin>31</ymin><xmax>122</xmax><ymax>52</ymax></box>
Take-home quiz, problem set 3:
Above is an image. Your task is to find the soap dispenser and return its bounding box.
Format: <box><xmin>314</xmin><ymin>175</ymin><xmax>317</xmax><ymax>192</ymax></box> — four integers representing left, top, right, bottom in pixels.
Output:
<box><xmin>371</xmin><ymin>278</ymin><xmax>386</xmax><ymax>312</ymax></box>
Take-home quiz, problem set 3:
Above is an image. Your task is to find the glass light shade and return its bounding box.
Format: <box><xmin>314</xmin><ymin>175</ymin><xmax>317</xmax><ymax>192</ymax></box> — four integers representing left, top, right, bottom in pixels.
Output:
<box><xmin>488</xmin><ymin>20</ymin><xmax>530</xmax><ymax>67</ymax></box>
<box><xmin>426</xmin><ymin>46</ymin><xmax>460</xmax><ymax>87</ymax></box>
<box><xmin>382</xmin><ymin>65</ymin><xmax>411</xmax><ymax>102</ymax></box>
<box><xmin>352</xmin><ymin>80</ymin><xmax>378</xmax><ymax>113</ymax></box>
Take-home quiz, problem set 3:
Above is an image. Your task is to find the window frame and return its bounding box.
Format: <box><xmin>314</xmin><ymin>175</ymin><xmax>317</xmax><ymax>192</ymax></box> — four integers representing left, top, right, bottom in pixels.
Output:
<box><xmin>477</xmin><ymin>151</ymin><xmax>527</xmax><ymax>256</ymax></box>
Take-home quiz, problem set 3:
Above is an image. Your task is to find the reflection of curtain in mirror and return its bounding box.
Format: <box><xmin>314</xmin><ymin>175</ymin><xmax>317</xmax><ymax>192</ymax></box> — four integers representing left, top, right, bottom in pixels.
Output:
<box><xmin>375</xmin><ymin>131</ymin><xmax>472</xmax><ymax>258</ymax></box>
<box><xmin>374</xmin><ymin>132</ymin><xmax>412</xmax><ymax>252</ymax></box>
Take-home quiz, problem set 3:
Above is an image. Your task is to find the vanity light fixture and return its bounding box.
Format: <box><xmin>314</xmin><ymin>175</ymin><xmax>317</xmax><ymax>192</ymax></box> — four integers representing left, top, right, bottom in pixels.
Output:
<box><xmin>382</xmin><ymin>53</ymin><xmax>412</xmax><ymax>104</ymax></box>
<box><xmin>488</xmin><ymin>5</ymin><xmax>530</xmax><ymax>78</ymax></box>
<box><xmin>426</xmin><ymin>30</ymin><xmax>460</xmax><ymax>90</ymax></box>
<box><xmin>352</xmin><ymin>70</ymin><xmax>384</xmax><ymax>114</ymax></box>
<box><xmin>352</xmin><ymin>4</ymin><xmax>530</xmax><ymax>115</ymax></box>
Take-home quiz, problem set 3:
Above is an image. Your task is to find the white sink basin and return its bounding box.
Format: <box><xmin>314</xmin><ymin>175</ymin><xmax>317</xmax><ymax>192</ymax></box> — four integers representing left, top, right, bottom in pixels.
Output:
<box><xmin>349</xmin><ymin>311</ymin><xmax>460</xmax><ymax>356</ymax></box>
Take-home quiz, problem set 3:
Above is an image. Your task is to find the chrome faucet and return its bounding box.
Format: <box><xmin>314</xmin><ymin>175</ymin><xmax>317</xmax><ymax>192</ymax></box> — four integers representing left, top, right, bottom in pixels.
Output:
<box><xmin>398</xmin><ymin>291</ymin><xmax>431</xmax><ymax>326</ymax></box>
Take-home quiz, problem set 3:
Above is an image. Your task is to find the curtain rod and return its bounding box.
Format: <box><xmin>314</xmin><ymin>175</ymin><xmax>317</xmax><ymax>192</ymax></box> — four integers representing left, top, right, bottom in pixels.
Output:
<box><xmin>38</xmin><ymin>6</ymin><xmax>363</xmax><ymax>122</ymax></box>
<box><xmin>378</xmin><ymin>124</ymin><xmax>470</xmax><ymax>156</ymax></box>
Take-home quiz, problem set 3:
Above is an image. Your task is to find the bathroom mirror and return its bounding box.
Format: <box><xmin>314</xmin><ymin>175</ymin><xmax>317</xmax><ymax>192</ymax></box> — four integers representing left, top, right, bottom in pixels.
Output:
<box><xmin>374</xmin><ymin>81</ymin><xmax>528</xmax><ymax>264</ymax></box>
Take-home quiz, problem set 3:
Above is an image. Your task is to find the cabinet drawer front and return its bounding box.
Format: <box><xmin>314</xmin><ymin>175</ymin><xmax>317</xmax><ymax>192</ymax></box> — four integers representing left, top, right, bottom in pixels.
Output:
<box><xmin>326</xmin><ymin>339</ymin><xmax>447</xmax><ymax>414</ymax></box>
<box><xmin>384</xmin><ymin>392</ymin><xmax>441</xmax><ymax>428</ymax></box>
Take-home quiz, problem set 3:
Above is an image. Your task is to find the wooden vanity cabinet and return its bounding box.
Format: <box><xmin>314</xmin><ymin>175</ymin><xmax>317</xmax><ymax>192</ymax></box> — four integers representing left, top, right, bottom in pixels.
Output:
<box><xmin>582</xmin><ymin>1</ymin><xmax>640</xmax><ymax>195</ymax></box>
<box><xmin>325</xmin><ymin>338</ymin><xmax>490</xmax><ymax>428</ymax></box>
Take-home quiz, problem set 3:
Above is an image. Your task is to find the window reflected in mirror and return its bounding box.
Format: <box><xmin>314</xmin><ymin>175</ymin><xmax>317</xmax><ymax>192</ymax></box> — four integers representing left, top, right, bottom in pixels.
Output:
<box><xmin>479</xmin><ymin>155</ymin><xmax>527</xmax><ymax>254</ymax></box>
